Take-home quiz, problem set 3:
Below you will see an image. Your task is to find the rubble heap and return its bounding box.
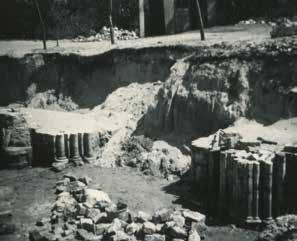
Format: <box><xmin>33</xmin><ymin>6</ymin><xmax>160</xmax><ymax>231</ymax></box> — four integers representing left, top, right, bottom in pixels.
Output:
<box><xmin>236</xmin><ymin>19</ymin><xmax>267</xmax><ymax>25</ymax></box>
<box><xmin>258</xmin><ymin>215</ymin><xmax>297</xmax><ymax>241</ymax></box>
<box><xmin>0</xmin><ymin>186</ymin><xmax>15</xmax><ymax>235</ymax></box>
<box><xmin>118</xmin><ymin>136</ymin><xmax>191</xmax><ymax>179</ymax></box>
<box><xmin>29</xmin><ymin>173</ymin><xmax>205</xmax><ymax>241</ymax></box>
<box><xmin>271</xmin><ymin>19</ymin><xmax>297</xmax><ymax>38</ymax></box>
<box><xmin>191</xmin><ymin>130</ymin><xmax>297</xmax><ymax>225</ymax></box>
<box><xmin>73</xmin><ymin>27</ymin><xmax>138</xmax><ymax>43</ymax></box>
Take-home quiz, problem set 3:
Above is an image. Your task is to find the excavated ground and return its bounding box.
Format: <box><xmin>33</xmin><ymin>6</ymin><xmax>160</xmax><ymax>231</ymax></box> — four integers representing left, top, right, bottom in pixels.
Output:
<box><xmin>1</xmin><ymin>24</ymin><xmax>297</xmax><ymax>241</ymax></box>
<box><xmin>0</xmin><ymin>166</ymin><xmax>259</xmax><ymax>241</ymax></box>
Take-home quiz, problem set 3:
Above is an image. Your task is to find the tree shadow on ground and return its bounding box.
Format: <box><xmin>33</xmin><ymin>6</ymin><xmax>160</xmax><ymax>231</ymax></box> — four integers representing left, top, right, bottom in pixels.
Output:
<box><xmin>162</xmin><ymin>170</ymin><xmax>233</xmax><ymax>227</ymax></box>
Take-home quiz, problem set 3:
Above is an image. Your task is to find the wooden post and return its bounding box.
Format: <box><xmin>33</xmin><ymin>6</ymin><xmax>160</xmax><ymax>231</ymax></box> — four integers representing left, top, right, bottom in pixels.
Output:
<box><xmin>195</xmin><ymin>0</ymin><xmax>205</xmax><ymax>41</ymax></box>
<box><xmin>56</xmin><ymin>28</ymin><xmax>59</xmax><ymax>47</ymax></box>
<box><xmin>109</xmin><ymin>0</ymin><xmax>115</xmax><ymax>44</ymax></box>
<box><xmin>163</xmin><ymin>0</ymin><xmax>175</xmax><ymax>34</ymax></box>
<box><xmin>33</xmin><ymin>0</ymin><xmax>47</xmax><ymax>50</ymax></box>
<box><xmin>139</xmin><ymin>0</ymin><xmax>145</xmax><ymax>38</ymax></box>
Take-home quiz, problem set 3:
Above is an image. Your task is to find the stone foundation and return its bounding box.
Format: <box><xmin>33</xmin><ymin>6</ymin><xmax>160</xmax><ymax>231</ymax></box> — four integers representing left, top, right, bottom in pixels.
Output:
<box><xmin>32</xmin><ymin>131</ymin><xmax>99</xmax><ymax>170</ymax></box>
<box><xmin>0</xmin><ymin>108</ymin><xmax>32</xmax><ymax>169</ymax></box>
<box><xmin>191</xmin><ymin>131</ymin><xmax>297</xmax><ymax>225</ymax></box>
<box><xmin>0</xmin><ymin>108</ymin><xmax>103</xmax><ymax>170</ymax></box>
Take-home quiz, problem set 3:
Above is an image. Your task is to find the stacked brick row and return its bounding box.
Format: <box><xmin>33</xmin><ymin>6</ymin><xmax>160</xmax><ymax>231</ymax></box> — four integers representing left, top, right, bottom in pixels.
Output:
<box><xmin>0</xmin><ymin>109</ymin><xmax>32</xmax><ymax>169</ymax></box>
<box><xmin>191</xmin><ymin>136</ymin><xmax>297</xmax><ymax>225</ymax></box>
<box><xmin>32</xmin><ymin>132</ymin><xmax>98</xmax><ymax>170</ymax></box>
<box><xmin>281</xmin><ymin>146</ymin><xmax>297</xmax><ymax>214</ymax></box>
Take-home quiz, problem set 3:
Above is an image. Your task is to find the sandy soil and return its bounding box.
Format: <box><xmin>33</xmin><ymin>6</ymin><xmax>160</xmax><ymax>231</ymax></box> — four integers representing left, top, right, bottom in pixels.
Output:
<box><xmin>225</xmin><ymin>118</ymin><xmax>297</xmax><ymax>147</ymax></box>
<box><xmin>0</xmin><ymin>166</ymin><xmax>259</xmax><ymax>241</ymax></box>
<box><xmin>192</xmin><ymin>117</ymin><xmax>297</xmax><ymax>152</ymax></box>
<box><xmin>0</xmin><ymin>24</ymin><xmax>272</xmax><ymax>58</ymax></box>
<box><xmin>20</xmin><ymin>108</ymin><xmax>98</xmax><ymax>135</ymax></box>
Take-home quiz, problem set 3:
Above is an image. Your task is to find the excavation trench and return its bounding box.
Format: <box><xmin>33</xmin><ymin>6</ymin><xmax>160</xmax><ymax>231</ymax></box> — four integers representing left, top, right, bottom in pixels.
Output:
<box><xmin>1</xmin><ymin>41</ymin><xmax>297</xmax><ymax>225</ymax></box>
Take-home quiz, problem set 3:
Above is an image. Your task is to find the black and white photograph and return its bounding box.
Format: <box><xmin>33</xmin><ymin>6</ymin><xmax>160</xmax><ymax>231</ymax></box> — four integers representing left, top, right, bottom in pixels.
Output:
<box><xmin>0</xmin><ymin>1</ymin><xmax>297</xmax><ymax>241</ymax></box>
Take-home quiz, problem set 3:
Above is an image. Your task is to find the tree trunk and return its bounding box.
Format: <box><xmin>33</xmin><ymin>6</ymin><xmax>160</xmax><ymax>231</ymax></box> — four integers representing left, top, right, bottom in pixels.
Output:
<box><xmin>56</xmin><ymin>30</ymin><xmax>59</xmax><ymax>47</ymax></box>
<box><xmin>195</xmin><ymin>0</ymin><xmax>205</xmax><ymax>41</ymax></box>
<box><xmin>109</xmin><ymin>0</ymin><xmax>115</xmax><ymax>44</ymax></box>
<box><xmin>33</xmin><ymin>0</ymin><xmax>47</xmax><ymax>49</ymax></box>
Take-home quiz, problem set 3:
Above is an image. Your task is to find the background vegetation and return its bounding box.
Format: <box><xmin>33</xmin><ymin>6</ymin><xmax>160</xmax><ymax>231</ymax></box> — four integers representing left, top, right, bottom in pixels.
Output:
<box><xmin>0</xmin><ymin>0</ymin><xmax>296</xmax><ymax>39</ymax></box>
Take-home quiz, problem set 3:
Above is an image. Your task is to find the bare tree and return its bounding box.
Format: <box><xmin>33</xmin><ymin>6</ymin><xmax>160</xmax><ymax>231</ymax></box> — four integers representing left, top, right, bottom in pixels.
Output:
<box><xmin>33</xmin><ymin>0</ymin><xmax>47</xmax><ymax>49</ymax></box>
<box><xmin>195</xmin><ymin>0</ymin><xmax>205</xmax><ymax>41</ymax></box>
<box><xmin>50</xmin><ymin>0</ymin><xmax>65</xmax><ymax>47</ymax></box>
<box><xmin>109</xmin><ymin>0</ymin><xmax>115</xmax><ymax>44</ymax></box>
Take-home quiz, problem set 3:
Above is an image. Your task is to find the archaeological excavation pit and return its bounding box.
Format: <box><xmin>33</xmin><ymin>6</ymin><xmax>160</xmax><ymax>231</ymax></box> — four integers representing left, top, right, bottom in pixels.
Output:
<box><xmin>1</xmin><ymin>33</ymin><xmax>297</xmax><ymax>241</ymax></box>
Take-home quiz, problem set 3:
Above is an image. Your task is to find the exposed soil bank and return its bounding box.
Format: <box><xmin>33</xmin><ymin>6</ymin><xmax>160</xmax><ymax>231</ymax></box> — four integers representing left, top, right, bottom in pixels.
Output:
<box><xmin>0</xmin><ymin>47</ymin><xmax>189</xmax><ymax>108</ymax></box>
<box><xmin>140</xmin><ymin>39</ymin><xmax>297</xmax><ymax>139</ymax></box>
<box><xmin>0</xmin><ymin>166</ymin><xmax>259</xmax><ymax>241</ymax></box>
<box><xmin>1</xmin><ymin>38</ymin><xmax>297</xmax><ymax>170</ymax></box>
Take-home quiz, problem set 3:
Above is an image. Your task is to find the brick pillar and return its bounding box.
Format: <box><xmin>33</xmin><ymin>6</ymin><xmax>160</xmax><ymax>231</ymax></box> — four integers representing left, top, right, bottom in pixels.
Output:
<box><xmin>262</xmin><ymin>161</ymin><xmax>273</xmax><ymax>223</ymax></box>
<box><xmin>218</xmin><ymin>151</ymin><xmax>227</xmax><ymax>219</ymax></box>
<box><xmin>252</xmin><ymin>162</ymin><xmax>261</xmax><ymax>223</ymax></box>
<box><xmin>246</xmin><ymin>162</ymin><xmax>254</xmax><ymax>223</ymax></box>
<box><xmin>55</xmin><ymin>134</ymin><xmax>68</xmax><ymax>162</ymax></box>
<box><xmin>83</xmin><ymin>133</ymin><xmax>97</xmax><ymax>164</ymax></box>
<box><xmin>69</xmin><ymin>134</ymin><xmax>82</xmax><ymax>164</ymax></box>
<box><xmin>207</xmin><ymin>149</ymin><xmax>220</xmax><ymax>215</ymax></box>
<box><xmin>230</xmin><ymin>156</ymin><xmax>238</xmax><ymax>221</ymax></box>
<box><xmin>225</xmin><ymin>151</ymin><xmax>234</xmax><ymax>219</ymax></box>
<box><xmin>273</xmin><ymin>153</ymin><xmax>286</xmax><ymax>217</ymax></box>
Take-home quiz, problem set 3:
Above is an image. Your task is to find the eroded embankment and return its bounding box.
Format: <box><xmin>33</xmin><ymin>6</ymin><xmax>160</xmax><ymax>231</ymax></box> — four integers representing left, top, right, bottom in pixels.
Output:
<box><xmin>0</xmin><ymin>46</ymin><xmax>195</xmax><ymax>108</ymax></box>
<box><xmin>141</xmin><ymin>40</ymin><xmax>297</xmax><ymax>139</ymax></box>
<box><xmin>1</xmin><ymin>39</ymin><xmax>297</xmax><ymax>175</ymax></box>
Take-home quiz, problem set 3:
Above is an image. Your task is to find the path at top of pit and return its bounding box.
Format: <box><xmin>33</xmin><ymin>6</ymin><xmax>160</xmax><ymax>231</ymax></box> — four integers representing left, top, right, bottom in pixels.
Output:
<box><xmin>0</xmin><ymin>24</ymin><xmax>272</xmax><ymax>58</ymax></box>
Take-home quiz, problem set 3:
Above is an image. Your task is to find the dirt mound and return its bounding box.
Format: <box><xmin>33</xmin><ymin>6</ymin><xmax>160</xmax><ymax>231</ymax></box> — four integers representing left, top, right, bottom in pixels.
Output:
<box><xmin>25</xmin><ymin>83</ymin><xmax>78</xmax><ymax>112</ymax></box>
<box><xmin>87</xmin><ymin>80</ymin><xmax>191</xmax><ymax>174</ymax></box>
<box><xmin>118</xmin><ymin>136</ymin><xmax>191</xmax><ymax>178</ymax></box>
<box><xmin>271</xmin><ymin>19</ymin><xmax>297</xmax><ymax>38</ymax></box>
<box><xmin>89</xmin><ymin>82</ymin><xmax>162</xmax><ymax>167</ymax></box>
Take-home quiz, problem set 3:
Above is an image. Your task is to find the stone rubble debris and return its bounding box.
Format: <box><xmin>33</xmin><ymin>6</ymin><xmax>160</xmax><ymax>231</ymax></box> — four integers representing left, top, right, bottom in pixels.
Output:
<box><xmin>29</xmin><ymin>173</ymin><xmax>205</xmax><ymax>241</ymax></box>
<box><xmin>118</xmin><ymin>136</ymin><xmax>191</xmax><ymax>179</ymax></box>
<box><xmin>258</xmin><ymin>215</ymin><xmax>297</xmax><ymax>241</ymax></box>
<box><xmin>0</xmin><ymin>186</ymin><xmax>15</xmax><ymax>235</ymax></box>
<box><xmin>236</xmin><ymin>19</ymin><xmax>266</xmax><ymax>25</ymax></box>
<box><xmin>271</xmin><ymin>19</ymin><xmax>297</xmax><ymax>38</ymax></box>
<box><xmin>73</xmin><ymin>26</ymin><xmax>138</xmax><ymax>43</ymax></box>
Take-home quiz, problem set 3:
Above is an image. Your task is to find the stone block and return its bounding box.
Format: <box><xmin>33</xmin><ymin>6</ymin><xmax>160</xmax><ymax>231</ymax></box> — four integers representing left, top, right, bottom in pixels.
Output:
<box><xmin>144</xmin><ymin>234</ymin><xmax>166</xmax><ymax>241</ymax></box>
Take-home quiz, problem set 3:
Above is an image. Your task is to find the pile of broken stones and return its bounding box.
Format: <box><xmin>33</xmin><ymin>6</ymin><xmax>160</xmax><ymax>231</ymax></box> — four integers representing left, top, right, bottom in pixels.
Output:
<box><xmin>29</xmin><ymin>173</ymin><xmax>205</xmax><ymax>241</ymax></box>
<box><xmin>0</xmin><ymin>186</ymin><xmax>15</xmax><ymax>235</ymax></box>
<box><xmin>73</xmin><ymin>26</ymin><xmax>138</xmax><ymax>43</ymax></box>
<box><xmin>258</xmin><ymin>215</ymin><xmax>297</xmax><ymax>241</ymax></box>
<box><xmin>271</xmin><ymin>19</ymin><xmax>297</xmax><ymax>38</ymax></box>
